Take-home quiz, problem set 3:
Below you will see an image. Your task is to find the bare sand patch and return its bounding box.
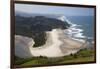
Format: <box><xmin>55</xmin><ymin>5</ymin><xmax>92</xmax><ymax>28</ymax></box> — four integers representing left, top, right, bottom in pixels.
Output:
<box><xmin>15</xmin><ymin>29</ymin><xmax>87</xmax><ymax>58</ymax></box>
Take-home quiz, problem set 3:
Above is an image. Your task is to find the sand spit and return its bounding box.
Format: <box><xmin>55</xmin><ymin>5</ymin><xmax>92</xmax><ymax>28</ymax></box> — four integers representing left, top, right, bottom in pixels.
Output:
<box><xmin>15</xmin><ymin>29</ymin><xmax>87</xmax><ymax>58</ymax></box>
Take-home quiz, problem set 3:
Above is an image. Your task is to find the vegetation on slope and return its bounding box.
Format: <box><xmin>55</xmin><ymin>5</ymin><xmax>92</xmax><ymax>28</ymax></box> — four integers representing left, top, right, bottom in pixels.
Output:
<box><xmin>14</xmin><ymin>48</ymin><xmax>95</xmax><ymax>66</ymax></box>
<box><xmin>15</xmin><ymin>16</ymin><xmax>70</xmax><ymax>47</ymax></box>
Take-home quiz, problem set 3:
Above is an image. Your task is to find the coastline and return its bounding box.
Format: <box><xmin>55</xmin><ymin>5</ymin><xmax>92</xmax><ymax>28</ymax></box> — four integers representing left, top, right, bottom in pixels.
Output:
<box><xmin>15</xmin><ymin>29</ymin><xmax>87</xmax><ymax>58</ymax></box>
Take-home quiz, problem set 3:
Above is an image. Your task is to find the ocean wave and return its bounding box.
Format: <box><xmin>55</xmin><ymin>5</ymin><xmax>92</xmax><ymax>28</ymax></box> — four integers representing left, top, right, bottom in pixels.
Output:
<box><xmin>57</xmin><ymin>16</ymin><xmax>93</xmax><ymax>41</ymax></box>
<box><xmin>58</xmin><ymin>16</ymin><xmax>86</xmax><ymax>41</ymax></box>
<box><xmin>62</xmin><ymin>17</ymin><xmax>85</xmax><ymax>38</ymax></box>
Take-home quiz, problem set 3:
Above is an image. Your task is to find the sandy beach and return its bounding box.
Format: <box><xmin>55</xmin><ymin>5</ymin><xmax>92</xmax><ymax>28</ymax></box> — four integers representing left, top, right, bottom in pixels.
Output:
<box><xmin>15</xmin><ymin>29</ymin><xmax>87</xmax><ymax>58</ymax></box>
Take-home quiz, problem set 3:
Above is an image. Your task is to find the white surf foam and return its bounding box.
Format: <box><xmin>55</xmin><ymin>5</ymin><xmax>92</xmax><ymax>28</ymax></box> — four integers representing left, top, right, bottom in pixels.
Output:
<box><xmin>58</xmin><ymin>16</ymin><xmax>86</xmax><ymax>41</ymax></box>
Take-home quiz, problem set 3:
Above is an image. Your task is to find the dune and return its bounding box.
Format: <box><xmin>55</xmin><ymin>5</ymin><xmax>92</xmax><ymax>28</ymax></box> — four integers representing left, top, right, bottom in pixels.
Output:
<box><xmin>15</xmin><ymin>29</ymin><xmax>87</xmax><ymax>58</ymax></box>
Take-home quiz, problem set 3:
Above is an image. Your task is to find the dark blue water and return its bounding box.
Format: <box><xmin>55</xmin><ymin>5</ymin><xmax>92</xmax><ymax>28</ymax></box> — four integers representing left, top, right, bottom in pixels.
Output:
<box><xmin>66</xmin><ymin>16</ymin><xmax>94</xmax><ymax>38</ymax></box>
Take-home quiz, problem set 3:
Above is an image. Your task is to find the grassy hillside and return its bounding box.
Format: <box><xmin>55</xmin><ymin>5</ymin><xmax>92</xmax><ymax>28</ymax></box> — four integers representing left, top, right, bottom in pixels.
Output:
<box><xmin>14</xmin><ymin>48</ymin><xmax>95</xmax><ymax>66</ymax></box>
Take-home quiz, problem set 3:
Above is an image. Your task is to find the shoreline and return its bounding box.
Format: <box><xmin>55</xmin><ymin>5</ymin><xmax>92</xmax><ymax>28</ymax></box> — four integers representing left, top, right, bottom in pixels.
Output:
<box><xmin>15</xmin><ymin>29</ymin><xmax>87</xmax><ymax>58</ymax></box>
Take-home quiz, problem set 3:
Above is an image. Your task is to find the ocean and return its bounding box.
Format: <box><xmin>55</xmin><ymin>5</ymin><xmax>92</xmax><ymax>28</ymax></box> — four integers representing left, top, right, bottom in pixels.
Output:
<box><xmin>59</xmin><ymin>16</ymin><xmax>94</xmax><ymax>44</ymax></box>
<box><xmin>67</xmin><ymin>16</ymin><xmax>94</xmax><ymax>38</ymax></box>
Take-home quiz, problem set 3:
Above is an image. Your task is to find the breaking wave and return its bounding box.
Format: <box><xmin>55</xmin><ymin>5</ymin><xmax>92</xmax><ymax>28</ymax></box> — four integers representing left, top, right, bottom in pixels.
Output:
<box><xmin>57</xmin><ymin>16</ymin><xmax>93</xmax><ymax>42</ymax></box>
